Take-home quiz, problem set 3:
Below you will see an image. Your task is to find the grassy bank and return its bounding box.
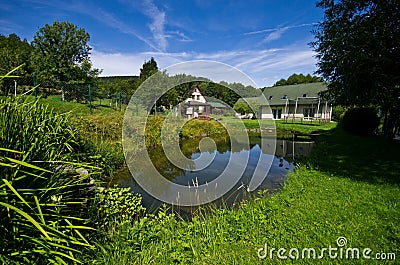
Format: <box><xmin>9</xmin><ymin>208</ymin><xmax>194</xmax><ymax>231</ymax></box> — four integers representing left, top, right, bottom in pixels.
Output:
<box><xmin>89</xmin><ymin>127</ymin><xmax>400</xmax><ymax>264</ymax></box>
<box><xmin>37</xmin><ymin>96</ymin><xmax>126</xmax><ymax>177</ymax></box>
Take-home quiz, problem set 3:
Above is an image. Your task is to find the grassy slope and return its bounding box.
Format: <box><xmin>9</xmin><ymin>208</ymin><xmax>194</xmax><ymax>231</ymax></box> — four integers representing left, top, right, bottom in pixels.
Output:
<box><xmin>38</xmin><ymin>96</ymin><xmax>126</xmax><ymax>176</ymax></box>
<box><xmin>40</xmin><ymin>96</ymin><xmax>125</xmax><ymax>141</ymax></box>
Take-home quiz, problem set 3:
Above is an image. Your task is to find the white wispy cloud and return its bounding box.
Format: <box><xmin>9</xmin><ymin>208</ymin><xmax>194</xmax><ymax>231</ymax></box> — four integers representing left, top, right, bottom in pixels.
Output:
<box><xmin>263</xmin><ymin>27</ymin><xmax>289</xmax><ymax>43</ymax></box>
<box><xmin>16</xmin><ymin>0</ymin><xmax>164</xmax><ymax>52</ymax></box>
<box><xmin>166</xmin><ymin>30</ymin><xmax>193</xmax><ymax>42</ymax></box>
<box><xmin>140</xmin><ymin>0</ymin><xmax>168</xmax><ymax>52</ymax></box>
<box><xmin>244</xmin><ymin>23</ymin><xmax>318</xmax><ymax>44</ymax></box>
<box><xmin>93</xmin><ymin>9</ymin><xmax>162</xmax><ymax>52</ymax></box>
<box><xmin>244</xmin><ymin>23</ymin><xmax>318</xmax><ymax>36</ymax></box>
<box><xmin>0</xmin><ymin>19</ymin><xmax>21</xmax><ymax>34</ymax></box>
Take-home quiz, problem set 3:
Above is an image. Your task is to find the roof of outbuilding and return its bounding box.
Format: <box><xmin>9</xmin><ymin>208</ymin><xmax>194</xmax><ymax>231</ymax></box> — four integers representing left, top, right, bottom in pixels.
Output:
<box><xmin>208</xmin><ymin>102</ymin><xmax>227</xmax><ymax>108</ymax></box>
<box><xmin>263</xmin><ymin>82</ymin><xmax>328</xmax><ymax>103</ymax></box>
<box><xmin>184</xmin><ymin>100</ymin><xmax>210</xmax><ymax>106</ymax></box>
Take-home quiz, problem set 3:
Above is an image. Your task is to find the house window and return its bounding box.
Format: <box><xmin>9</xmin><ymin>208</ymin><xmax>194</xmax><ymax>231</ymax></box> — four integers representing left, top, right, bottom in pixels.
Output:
<box><xmin>268</xmin><ymin>96</ymin><xmax>273</xmax><ymax>100</ymax></box>
<box><xmin>282</xmin><ymin>95</ymin><xmax>287</xmax><ymax>99</ymax></box>
<box><xmin>302</xmin><ymin>93</ymin><xmax>307</xmax><ymax>97</ymax></box>
<box><xmin>303</xmin><ymin>108</ymin><xmax>315</xmax><ymax>117</ymax></box>
<box><xmin>192</xmin><ymin>95</ymin><xmax>195</xmax><ymax>99</ymax></box>
<box><xmin>272</xmin><ymin>109</ymin><xmax>282</xmax><ymax>119</ymax></box>
<box><xmin>197</xmin><ymin>95</ymin><xmax>200</xmax><ymax>100</ymax></box>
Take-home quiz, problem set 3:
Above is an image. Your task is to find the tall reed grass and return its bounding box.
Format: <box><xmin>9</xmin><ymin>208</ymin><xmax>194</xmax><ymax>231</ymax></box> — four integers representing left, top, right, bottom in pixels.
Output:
<box><xmin>0</xmin><ymin>92</ymin><xmax>98</xmax><ymax>263</ymax></box>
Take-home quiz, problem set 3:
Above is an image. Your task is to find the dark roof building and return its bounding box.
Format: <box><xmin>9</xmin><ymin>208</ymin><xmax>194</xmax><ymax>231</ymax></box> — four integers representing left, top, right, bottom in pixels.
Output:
<box><xmin>237</xmin><ymin>83</ymin><xmax>332</xmax><ymax>121</ymax></box>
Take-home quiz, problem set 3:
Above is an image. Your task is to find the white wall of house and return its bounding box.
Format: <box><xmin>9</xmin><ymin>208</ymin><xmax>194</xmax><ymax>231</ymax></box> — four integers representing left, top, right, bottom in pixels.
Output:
<box><xmin>259</xmin><ymin>106</ymin><xmax>274</xmax><ymax>119</ymax></box>
<box><xmin>185</xmin><ymin>87</ymin><xmax>206</xmax><ymax>103</ymax></box>
<box><xmin>260</xmin><ymin>103</ymin><xmax>332</xmax><ymax>120</ymax></box>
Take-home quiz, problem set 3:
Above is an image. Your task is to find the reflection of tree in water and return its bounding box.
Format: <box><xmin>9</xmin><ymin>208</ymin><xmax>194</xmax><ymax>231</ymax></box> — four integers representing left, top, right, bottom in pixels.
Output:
<box><xmin>179</xmin><ymin>136</ymin><xmax>231</xmax><ymax>154</ymax></box>
<box><xmin>230</xmin><ymin>135</ymin><xmax>259</xmax><ymax>153</ymax></box>
<box><xmin>148</xmin><ymin>136</ymin><xmax>232</xmax><ymax>181</ymax></box>
<box><xmin>147</xmin><ymin>146</ymin><xmax>190</xmax><ymax>181</ymax></box>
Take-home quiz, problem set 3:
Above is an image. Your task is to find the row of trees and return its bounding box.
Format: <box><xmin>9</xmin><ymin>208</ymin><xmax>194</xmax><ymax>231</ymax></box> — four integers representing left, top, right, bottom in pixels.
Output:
<box><xmin>99</xmin><ymin>57</ymin><xmax>261</xmax><ymax>110</ymax></box>
<box><xmin>134</xmin><ymin>69</ymin><xmax>261</xmax><ymax>113</ymax></box>
<box><xmin>0</xmin><ymin>34</ymin><xmax>32</xmax><ymax>77</ymax></box>
<box><xmin>273</xmin><ymin>73</ymin><xmax>323</xmax><ymax>87</ymax></box>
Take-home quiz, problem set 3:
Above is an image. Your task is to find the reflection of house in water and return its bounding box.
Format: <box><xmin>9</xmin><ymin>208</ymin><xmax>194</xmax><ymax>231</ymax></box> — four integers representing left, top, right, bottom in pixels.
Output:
<box><xmin>274</xmin><ymin>140</ymin><xmax>314</xmax><ymax>162</ymax></box>
<box><xmin>181</xmin><ymin>84</ymin><xmax>228</xmax><ymax>118</ymax></box>
<box><xmin>231</xmin><ymin>136</ymin><xmax>314</xmax><ymax>161</ymax></box>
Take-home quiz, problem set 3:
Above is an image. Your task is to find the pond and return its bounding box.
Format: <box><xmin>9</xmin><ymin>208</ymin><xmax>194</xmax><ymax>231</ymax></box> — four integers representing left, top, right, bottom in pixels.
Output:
<box><xmin>114</xmin><ymin>136</ymin><xmax>314</xmax><ymax>213</ymax></box>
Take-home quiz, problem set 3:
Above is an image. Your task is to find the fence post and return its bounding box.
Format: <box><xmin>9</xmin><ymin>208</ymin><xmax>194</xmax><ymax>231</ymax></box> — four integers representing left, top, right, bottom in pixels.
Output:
<box><xmin>118</xmin><ymin>91</ymin><xmax>121</xmax><ymax>111</ymax></box>
<box><xmin>88</xmin><ymin>84</ymin><xmax>92</xmax><ymax>114</ymax></box>
<box><xmin>33</xmin><ymin>73</ymin><xmax>37</xmax><ymax>97</ymax></box>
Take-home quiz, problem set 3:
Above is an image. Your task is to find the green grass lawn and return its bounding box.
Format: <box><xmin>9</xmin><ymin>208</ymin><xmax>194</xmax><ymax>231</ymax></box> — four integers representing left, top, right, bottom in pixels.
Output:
<box><xmin>212</xmin><ymin>115</ymin><xmax>337</xmax><ymax>134</ymax></box>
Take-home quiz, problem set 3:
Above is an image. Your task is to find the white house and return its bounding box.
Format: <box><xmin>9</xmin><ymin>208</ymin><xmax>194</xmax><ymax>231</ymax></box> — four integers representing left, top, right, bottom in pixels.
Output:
<box><xmin>240</xmin><ymin>83</ymin><xmax>332</xmax><ymax>121</ymax></box>
<box><xmin>181</xmin><ymin>84</ymin><xmax>228</xmax><ymax>118</ymax></box>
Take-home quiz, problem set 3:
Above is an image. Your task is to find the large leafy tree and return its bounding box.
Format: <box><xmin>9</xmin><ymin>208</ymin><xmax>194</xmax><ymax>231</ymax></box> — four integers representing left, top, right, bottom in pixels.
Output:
<box><xmin>312</xmin><ymin>0</ymin><xmax>400</xmax><ymax>137</ymax></box>
<box><xmin>31</xmin><ymin>21</ymin><xmax>100</xmax><ymax>83</ymax></box>
<box><xmin>0</xmin><ymin>34</ymin><xmax>33</xmax><ymax>95</ymax></box>
<box><xmin>134</xmin><ymin>58</ymin><xmax>160</xmax><ymax>111</ymax></box>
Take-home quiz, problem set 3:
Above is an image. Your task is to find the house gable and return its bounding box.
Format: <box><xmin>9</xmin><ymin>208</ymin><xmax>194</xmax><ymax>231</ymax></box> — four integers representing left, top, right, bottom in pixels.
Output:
<box><xmin>186</xmin><ymin>84</ymin><xmax>206</xmax><ymax>103</ymax></box>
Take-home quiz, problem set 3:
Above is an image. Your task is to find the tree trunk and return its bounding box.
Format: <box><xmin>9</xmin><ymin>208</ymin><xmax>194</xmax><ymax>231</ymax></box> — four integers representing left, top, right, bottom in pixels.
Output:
<box><xmin>382</xmin><ymin>107</ymin><xmax>400</xmax><ymax>139</ymax></box>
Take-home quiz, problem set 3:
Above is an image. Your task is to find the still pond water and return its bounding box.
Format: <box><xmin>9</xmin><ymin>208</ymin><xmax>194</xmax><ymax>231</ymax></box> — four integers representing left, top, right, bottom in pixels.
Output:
<box><xmin>114</xmin><ymin>136</ymin><xmax>314</xmax><ymax>213</ymax></box>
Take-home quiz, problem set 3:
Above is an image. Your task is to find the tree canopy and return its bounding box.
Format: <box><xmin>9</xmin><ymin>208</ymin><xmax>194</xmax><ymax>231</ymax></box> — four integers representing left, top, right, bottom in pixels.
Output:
<box><xmin>312</xmin><ymin>0</ymin><xmax>400</xmax><ymax>137</ymax></box>
<box><xmin>0</xmin><ymin>34</ymin><xmax>33</xmax><ymax>95</ymax></box>
<box><xmin>31</xmin><ymin>21</ymin><xmax>100</xmax><ymax>83</ymax></box>
<box><xmin>139</xmin><ymin>57</ymin><xmax>158</xmax><ymax>80</ymax></box>
<box><xmin>273</xmin><ymin>73</ymin><xmax>322</xmax><ymax>87</ymax></box>
<box><xmin>0</xmin><ymin>34</ymin><xmax>32</xmax><ymax>76</ymax></box>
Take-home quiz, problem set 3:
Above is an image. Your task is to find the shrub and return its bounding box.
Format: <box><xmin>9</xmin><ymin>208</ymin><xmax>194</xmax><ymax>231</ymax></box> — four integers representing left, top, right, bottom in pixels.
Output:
<box><xmin>180</xmin><ymin>119</ymin><xmax>227</xmax><ymax>138</ymax></box>
<box><xmin>89</xmin><ymin>187</ymin><xmax>145</xmax><ymax>232</ymax></box>
<box><xmin>340</xmin><ymin>107</ymin><xmax>380</xmax><ymax>136</ymax></box>
<box><xmin>332</xmin><ymin>105</ymin><xmax>348</xmax><ymax>121</ymax></box>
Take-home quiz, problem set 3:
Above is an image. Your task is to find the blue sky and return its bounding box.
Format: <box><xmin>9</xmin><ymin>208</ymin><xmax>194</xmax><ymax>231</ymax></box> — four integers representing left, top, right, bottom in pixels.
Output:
<box><xmin>1</xmin><ymin>0</ymin><xmax>323</xmax><ymax>87</ymax></box>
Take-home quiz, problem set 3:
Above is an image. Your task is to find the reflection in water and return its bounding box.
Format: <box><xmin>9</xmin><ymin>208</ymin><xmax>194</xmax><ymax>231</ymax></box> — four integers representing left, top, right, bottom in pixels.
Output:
<box><xmin>115</xmin><ymin>136</ymin><xmax>314</xmax><ymax>213</ymax></box>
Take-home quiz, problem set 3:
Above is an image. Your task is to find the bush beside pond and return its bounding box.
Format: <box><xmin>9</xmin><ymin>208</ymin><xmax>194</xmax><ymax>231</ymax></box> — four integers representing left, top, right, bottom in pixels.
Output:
<box><xmin>340</xmin><ymin>107</ymin><xmax>380</xmax><ymax>136</ymax></box>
